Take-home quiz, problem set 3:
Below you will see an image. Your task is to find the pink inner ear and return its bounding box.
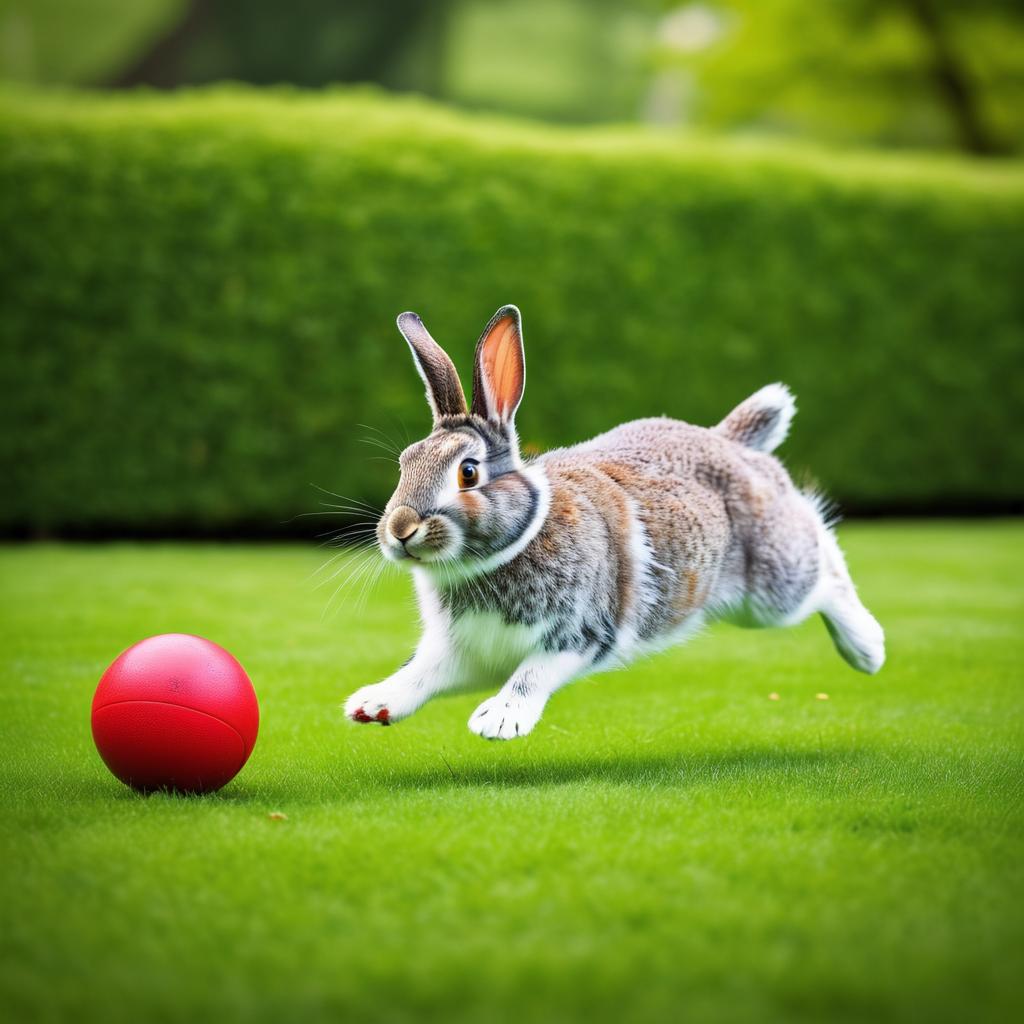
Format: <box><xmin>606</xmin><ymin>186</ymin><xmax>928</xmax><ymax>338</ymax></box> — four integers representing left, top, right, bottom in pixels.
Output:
<box><xmin>483</xmin><ymin>318</ymin><xmax>523</xmax><ymax>419</ymax></box>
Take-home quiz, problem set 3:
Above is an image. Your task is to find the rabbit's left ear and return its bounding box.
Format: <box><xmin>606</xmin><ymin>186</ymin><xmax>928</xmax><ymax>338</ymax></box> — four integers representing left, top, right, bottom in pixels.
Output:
<box><xmin>397</xmin><ymin>312</ymin><xmax>468</xmax><ymax>423</ymax></box>
<box><xmin>471</xmin><ymin>305</ymin><xmax>525</xmax><ymax>425</ymax></box>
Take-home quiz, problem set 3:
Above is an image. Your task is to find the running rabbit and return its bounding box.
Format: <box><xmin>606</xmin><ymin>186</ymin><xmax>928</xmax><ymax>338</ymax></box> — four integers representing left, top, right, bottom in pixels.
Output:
<box><xmin>345</xmin><ymin>305</ymin><xmax>884</xmax><ymax>739</ymax></box>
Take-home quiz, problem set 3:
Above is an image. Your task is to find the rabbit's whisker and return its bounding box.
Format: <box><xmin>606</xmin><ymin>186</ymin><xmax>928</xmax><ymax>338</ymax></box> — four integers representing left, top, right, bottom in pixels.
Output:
<box><xmin>310</xmin><ymin>484</ymin><xmax>384</xmax><ymax>514</ymax></box>
<box><xmin>358</xmin><ymin>436</ymin><xmax>402</xmax><ymax>458</ymax></box>
<box><xmin>307</xmin><ymin>542</ymin><xmax>376</xmax><ymax>586</ymax></box>
<box><xmin>325</xmin><ymin>548</ymin><xmax>386</xmax><ymax>619</ymax></box>
<box><xmin>320</xmin><ymin>551</ymin><xmax>380</xmax><ymax>619</ymax></box>
<box><xmin>357</xmin><ymin>423</ymin><xmax>404</xmax><ymax>457</ymax></box>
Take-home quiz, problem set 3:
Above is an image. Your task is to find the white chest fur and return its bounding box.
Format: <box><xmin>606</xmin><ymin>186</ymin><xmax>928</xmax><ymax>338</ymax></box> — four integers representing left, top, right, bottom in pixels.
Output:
<box><xmin>450</xmin><ymin>611</ymin><xmax>546</xmax><ymax>681</ymax></box>
<box><xmin>413</xmin><ymin>570</ymin><xmax>546</xmax><ymax>688</ymax></box>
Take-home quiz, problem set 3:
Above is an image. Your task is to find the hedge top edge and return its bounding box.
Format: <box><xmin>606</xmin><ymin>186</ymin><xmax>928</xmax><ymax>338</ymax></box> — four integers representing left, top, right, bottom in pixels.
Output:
<box><xmin>2</xmin><ymin>84</ymin><xmax>1022</xmax><ymax>197</ymax></box>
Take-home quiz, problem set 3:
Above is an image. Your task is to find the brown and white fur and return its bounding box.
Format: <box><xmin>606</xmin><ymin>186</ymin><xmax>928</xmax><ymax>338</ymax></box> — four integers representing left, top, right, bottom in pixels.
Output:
<box><xmin>344</xmin><ymin>305</ymin><xmax>885</xmax><ymax>739</ymax></box>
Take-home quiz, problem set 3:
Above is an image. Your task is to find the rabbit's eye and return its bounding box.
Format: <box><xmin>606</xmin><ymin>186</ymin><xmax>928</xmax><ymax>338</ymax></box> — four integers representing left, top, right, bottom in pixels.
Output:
<box><xmin>458</xmin><ymin>459</ymin><xmax>480</xmax><ymax>489</ymax></box>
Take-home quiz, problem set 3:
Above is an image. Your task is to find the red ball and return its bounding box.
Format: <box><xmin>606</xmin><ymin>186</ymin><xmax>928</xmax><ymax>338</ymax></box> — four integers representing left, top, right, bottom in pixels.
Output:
<box><xmin>91</xmin><ymin>634</ymin><xmax>259</xmax><ymax>794</ymax></box>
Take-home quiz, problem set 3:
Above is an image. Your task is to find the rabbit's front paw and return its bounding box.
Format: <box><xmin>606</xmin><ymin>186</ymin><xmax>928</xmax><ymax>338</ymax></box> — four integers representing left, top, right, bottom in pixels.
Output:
<box><xmin>468</xmin><ymin>693</ymin><xmax>544</xmax><ymax>740</ymax></box>
<box><xmin>344</xmin><ymin>681</ymin><xmax>417</xmax><ymax>725</ymax></box>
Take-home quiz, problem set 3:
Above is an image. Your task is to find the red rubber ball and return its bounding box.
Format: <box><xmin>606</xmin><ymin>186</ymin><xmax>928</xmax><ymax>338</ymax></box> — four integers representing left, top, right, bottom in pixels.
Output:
<box><xmin>91</xmin><ymin>634</ymin><xmax>259</xmax><ymax>793</ymax></box>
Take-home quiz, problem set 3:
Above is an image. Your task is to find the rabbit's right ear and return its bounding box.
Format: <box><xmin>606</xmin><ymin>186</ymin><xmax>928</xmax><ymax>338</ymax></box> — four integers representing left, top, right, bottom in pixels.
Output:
<box><xmin>396</xmin><ymin>312</ymin><xmax>468</xmax><ymax>423</ymax></box>
<box><xmin>471</xmin><ymin>305</ymin><xmax>525</xmax><ymax>425</ymax></box>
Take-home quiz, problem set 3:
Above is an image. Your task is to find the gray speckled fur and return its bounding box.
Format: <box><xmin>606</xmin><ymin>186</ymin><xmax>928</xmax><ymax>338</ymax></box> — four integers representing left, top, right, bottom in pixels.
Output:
<box><xmin>438</xmin><ymin>417</ymin><xmax>823</xmax><ymax>658</ymax></box>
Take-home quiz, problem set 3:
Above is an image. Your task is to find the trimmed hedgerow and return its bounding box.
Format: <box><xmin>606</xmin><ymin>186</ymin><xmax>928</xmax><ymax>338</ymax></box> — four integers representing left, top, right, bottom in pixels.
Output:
<box><xmin>1</xmin><ymin>86</ymin><xmax>1022</xmax><ymax>533</ymax></box>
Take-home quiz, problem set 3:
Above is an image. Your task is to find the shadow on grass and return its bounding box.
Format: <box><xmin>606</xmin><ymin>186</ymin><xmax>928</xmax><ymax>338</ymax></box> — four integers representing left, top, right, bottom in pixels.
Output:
<box><xmin>405</xmin><ymin>747</ymin><xmax>862</xmax><ymax>787</ymax></box>
<box><xmin>217</xmin><ymin>745</ymin><xmax>876</xmax><ymax>807</ymax></box>
<box><xmin>65</xmin><ymin>740</ymin><xmax>991</xmax><ymax>816</ymax></box>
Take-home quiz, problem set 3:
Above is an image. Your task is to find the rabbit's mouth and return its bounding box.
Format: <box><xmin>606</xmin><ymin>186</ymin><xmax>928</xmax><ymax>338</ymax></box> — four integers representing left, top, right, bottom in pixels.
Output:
<box><xmin>378</xmin><ymin>508</ymin><xmax>462</xmax><ymax>565</ymax></box>
<box><xmin>389</xmin><ymin>544</ymin><xmax>420</xmax><ymax>562</ymax></box>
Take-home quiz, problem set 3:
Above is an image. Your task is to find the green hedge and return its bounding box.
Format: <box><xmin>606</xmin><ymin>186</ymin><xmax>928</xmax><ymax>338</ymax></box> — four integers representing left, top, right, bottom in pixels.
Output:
<box><xmin>1</xmin><ymin>86</ymin><xmax>1022</xmax><ymax>533</ymax></box>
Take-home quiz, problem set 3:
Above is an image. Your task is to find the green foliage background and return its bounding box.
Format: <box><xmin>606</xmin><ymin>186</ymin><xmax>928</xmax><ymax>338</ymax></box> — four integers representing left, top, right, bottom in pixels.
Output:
<box><xmin>1</xmin><ymin>86</ymin><xmax>1022</xmax><ymax>533</ymax></box>
<box><xmin>3</xmin><ymin>1</ymin><xmax>1023</xmax><ymax>151</ymax></box>
<box><xmin>653</xmin><ymin>0</ymin><xmax>1024</xmax><ymax>154</ymax></box>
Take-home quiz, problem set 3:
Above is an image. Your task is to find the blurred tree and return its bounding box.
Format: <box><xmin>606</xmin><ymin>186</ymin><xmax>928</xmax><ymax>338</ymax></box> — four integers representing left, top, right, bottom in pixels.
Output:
<box><xmin>108</xmin><ymin>0</ymin><xmax>656</xmax><ymax>122</ymax></box>
<box><xmin>108</xmin><ymin>0</ymin><xmax>453</xmax><ymax>92</ymax></box>
<box><xmin>899</xmin><ymin>0</ymin><xmax>1007</xmax><ymax>154</ymax></box>
<box><xmin>0</xmin><ymin>0</ymin><xmax>657</xmax><ymax>123</ymax></box>
<box><xmin>0</xmin><ymin>0</ymin><xmax>182</xmax><ymax>84</ymax></box>
<box><xmin>651</xmin><ymin>0</ymin><xmax>1024</xmax><ymax>154</ymax></box>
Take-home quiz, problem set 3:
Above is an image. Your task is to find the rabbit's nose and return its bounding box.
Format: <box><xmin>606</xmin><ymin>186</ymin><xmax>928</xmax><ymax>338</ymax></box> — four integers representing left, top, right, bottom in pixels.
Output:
<box><xmin>388</xmin><ymin>506</ymin><xmax>422</xmax><ymax>542</ymax></box>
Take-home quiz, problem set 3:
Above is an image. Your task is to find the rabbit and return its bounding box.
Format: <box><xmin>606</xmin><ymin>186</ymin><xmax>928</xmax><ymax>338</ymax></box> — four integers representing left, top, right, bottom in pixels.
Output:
<box><xmin>344</xmin><ymin>305</ymin><xmax>885</xmax><ymax>739</ymax></box>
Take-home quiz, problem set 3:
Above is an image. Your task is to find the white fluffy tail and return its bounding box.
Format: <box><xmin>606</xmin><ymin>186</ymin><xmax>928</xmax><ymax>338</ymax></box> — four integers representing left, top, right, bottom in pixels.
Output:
<box><xmin>716</xmin><ymin>383</ymin><xmax>796</xmax><ymax>453</ymax></box>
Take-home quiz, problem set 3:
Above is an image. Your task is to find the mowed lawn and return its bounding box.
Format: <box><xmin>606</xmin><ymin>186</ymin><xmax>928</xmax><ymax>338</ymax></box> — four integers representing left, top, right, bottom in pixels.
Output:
<box><xmin>1</xmin><ymin>523</ymin><xmax>1022</xmax><ymax>1024</ymax></box>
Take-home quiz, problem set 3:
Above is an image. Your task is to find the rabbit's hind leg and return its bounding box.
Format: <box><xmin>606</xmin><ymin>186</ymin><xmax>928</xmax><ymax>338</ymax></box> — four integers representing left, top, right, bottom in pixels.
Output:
<box><xmin>816</xmin><ymin>525</ymin><xmax>886</xmax><ymax>675</ymax></box>
<box><xmin>721</xmin><ymin>488</ymin><xmax>884</xmax><ymax>677</ymax></box>
<box><xmin>754</xmin><ymin>493</ymin><xmax>886</xmax><ymax>674</ymax></box>
<box><xmin>718</xmin><ymin>488</ymin><xmax>823</xmax><ymax>631</ymax></box>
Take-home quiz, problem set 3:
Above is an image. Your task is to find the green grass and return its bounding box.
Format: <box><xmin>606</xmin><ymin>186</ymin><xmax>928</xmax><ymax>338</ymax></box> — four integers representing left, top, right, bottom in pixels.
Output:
<box><xmin>1</xmin><ymin>522</ymin><xmax>1022</xmax><ymax>1024</ymax></box>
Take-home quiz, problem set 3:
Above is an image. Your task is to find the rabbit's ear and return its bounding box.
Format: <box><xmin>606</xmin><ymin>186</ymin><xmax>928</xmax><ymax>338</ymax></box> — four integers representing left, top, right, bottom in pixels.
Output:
<box><xmin>471</xmin><ymin>305</ymin><xmax>525</xmax><ymax>425</ymax></box>
<box><xmin>397</xmin><ymin>312</ymin><xmax>468</xmax><ymax>423</ymax></box>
